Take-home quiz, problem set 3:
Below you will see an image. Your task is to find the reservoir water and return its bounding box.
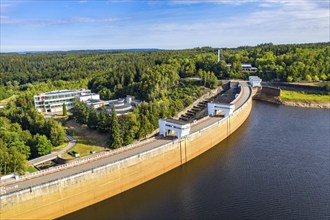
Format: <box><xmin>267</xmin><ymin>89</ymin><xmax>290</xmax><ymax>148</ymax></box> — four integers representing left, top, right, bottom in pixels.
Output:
<box><xmin>60</xmin><ymin>101</ymin><xmax>330</xmax><ymax>220</ymax></box>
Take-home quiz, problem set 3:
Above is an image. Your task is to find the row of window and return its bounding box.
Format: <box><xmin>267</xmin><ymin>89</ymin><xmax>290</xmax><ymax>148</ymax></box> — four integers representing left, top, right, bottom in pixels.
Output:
<box><xmin>34</xmin><ymin>93</ymin><xmax>80</xmax><ymax>101</ymax></box>
<box><xmin>35</xmin><ymin>101</ymin><xmax>74</xmax><ymax>107</ymax></box>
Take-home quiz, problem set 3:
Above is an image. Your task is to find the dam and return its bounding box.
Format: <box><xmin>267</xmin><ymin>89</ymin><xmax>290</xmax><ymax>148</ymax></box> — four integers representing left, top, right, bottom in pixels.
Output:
<box><xmin>0</xmin><ymin>81</ymin><xmax>254</xmax><ymax>219</ymax></box>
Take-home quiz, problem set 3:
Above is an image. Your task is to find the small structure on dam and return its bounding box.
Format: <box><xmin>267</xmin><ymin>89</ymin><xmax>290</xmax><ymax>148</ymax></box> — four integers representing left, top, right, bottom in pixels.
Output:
<box><xmin>0</xmin><ymin>81</ymin><xmax>254</xmax><ymax>220</ymax></box>
<box><xmin>159</xmin><ymin>118</ymin><xmax>191</xmax><ymax>139</ymax></box>
<box><xmin>249</xmin><ymin>76</ymin><xmax>262</xmax><ymax>87</ymax></box>
<box><xmin>207</xmin><ymin>103</ymin><xmax>234</xmax><ymax>117</ymax></box>
<box><xmin>159</xmin><ymin>82</ymin><xmax>243</xmax><ymax>139</ymax></box>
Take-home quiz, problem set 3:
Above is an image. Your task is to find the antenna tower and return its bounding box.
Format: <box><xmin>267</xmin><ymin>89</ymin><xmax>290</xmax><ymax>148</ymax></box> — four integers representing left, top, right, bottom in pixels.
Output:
<box><xmin>217</xmin><ymin>49</ymin><xmax>221</xmax><ymax>63</ymax></box>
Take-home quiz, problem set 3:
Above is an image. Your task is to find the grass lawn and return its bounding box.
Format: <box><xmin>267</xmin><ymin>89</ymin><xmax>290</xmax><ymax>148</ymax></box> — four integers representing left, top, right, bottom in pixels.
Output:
<box><xmin>53</xmin><ymin>115</ymin><xmax>69</xmax><ymax>120</ymax></box>
<box><xmin>280</xmin><ymin>90</ymin><xmax>330</xmax><ymax>102</ymax></box>
<box><xmin>61</xmin><ymin>143</ymin><xmax>105</xmax><ymax>160</ymax></box>
<box><xmin>26</xmin><ymin>166</ymin><xmax>39</xmax><ymax>173</ymax></box>
<box><xmin>288</xmin><ymin>82</ymin><xmax>327</xmax><ymax>87</ymax></box>
<box><xmin>61</xmin><ymin>121</ymin><xmax>108</xmax><ymax>160</ymax></box>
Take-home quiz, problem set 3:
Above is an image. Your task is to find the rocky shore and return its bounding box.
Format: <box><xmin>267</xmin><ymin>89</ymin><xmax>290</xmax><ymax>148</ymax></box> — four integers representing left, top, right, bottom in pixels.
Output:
<box><xmin>280</xmin><ymin>100</ymin><xmax>329</xmax><ymax>109</ymax></box>
<box><xmin>253</xmin><ymin>94</ymin><xmax>329</xmax><ymax>109</ymax></box>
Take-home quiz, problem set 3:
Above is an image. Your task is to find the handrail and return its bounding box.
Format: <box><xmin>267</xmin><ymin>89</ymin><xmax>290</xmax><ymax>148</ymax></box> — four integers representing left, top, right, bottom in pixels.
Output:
<box><xmin>1</xmin><ymin>81</ymin><xmax>253</xmax><ymax>196</ymax></box>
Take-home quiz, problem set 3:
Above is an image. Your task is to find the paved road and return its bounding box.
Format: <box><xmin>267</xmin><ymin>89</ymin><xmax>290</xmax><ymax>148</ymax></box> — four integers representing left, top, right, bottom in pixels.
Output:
<box><xmin>190</xmin><ymin>82</ymin><xmax>251</xmax><ymax>133</ymax></box>
<box><xmin>233</xmin><ymin>82</ymin><xmax>251</xmax><ymax>109</ymax></box>
<box><xmin>1</xmin><ymin>138</ymin><xmax>173</xmax><ymax>195</ymax></box>
<box><xmin>1</xmin><ymin>82</ymin><xmax>251</xmax><ymax>195</ymax></box>
<box><xmin>28</xmin><ymin>135</ymin><xmax>76</xmax><ymax>166</ymax></box>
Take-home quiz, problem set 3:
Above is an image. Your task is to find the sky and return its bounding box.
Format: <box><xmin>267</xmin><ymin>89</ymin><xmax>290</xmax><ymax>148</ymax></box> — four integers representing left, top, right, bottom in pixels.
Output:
<box><xmin>0</xmin><ymin>0</ymin><xmax>329</xmax><ymax>52</ymax></box>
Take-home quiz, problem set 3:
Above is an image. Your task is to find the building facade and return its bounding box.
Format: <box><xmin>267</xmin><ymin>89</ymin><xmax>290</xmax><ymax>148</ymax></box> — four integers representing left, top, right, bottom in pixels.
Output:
<box><xmin>242</xmin><ymin>64</ymin><xmax>258</xmax><ymax>72</ymax></box>
<box><xmin>34</xmin><ymin>89</ymin><xmax>98</xmax><ymax>113</ymax></box>
<box><xmin>159</xmin><ymin>118</ymin><xmax>191</xmax><ymax>139</ymax></box>
<box><xmin>226</xmin><ymin>63</ymin><xmax>258</xmax><ymax>72</ymax></box>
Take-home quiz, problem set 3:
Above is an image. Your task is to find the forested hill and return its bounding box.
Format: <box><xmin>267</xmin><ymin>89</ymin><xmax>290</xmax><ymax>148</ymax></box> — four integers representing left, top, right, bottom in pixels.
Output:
<box><xmin>0</xmin><ymin>42</ymin><xmax>329</xmax><ymax>101</ymax></box>
<box><xmin>0</xmin><ymin>42</ymin><xmax>329</xmax><ymax>175</ymax></box>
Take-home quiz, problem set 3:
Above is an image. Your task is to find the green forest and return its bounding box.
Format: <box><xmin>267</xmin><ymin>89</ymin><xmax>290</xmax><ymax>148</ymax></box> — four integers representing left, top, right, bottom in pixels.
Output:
<box><xmin>0</xmin><ymin>94</ymin><xmax>66</xmax><ymax>175</ymax></box>
<box><xmin>0</xmin><ymin>42</ymin><xmax>329</xmax><ymax>175</ymax></box>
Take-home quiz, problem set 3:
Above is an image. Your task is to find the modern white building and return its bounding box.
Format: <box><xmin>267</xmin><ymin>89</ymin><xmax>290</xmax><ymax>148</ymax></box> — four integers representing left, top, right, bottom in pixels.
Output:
<box><xmin>86</xmin><ymin>95</ymin><xmax>141</xmax><ymax>116</ymax></box>
<box><xmin>249</xmin><ymin>76</ymin><xmax>262</xmax><ymax>87</ymax></box>
<box><xmin>242</xmin><ymin>64</ymin><xmax>258</xmax><ymax>72</ymax></box>
<box><xmin>226</xmin><ymin>63</ymin><xmax>258</xmax><ymax>72</ymax></box>
<box><xmin>34</xmin><ymin>89</ymin><xmax>98</xmax><ymax>113</ymax></box>
<box><xmin>207</xmin><ymin>102</ymin><xmax>235</xmax><ymax>117</ymax></box>
<box><xmin>159</xmin><ymin>118</ymin><xmax>191</xmax><ymax>139</ymax></box>
<box><xmin>79</xmin><ymin>93</ymin><xmax>100</xmax><ymax>102</ymax></box>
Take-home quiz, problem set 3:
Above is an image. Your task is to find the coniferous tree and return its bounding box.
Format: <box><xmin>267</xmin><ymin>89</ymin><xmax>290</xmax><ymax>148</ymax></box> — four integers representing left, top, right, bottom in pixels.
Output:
<box><xmin>121</xmin><ymin>114</ymin><xmax>138</xmax><ymax>145</ymax></box>
<box><xmin>72</xmin><ymin>99</ymin><xmax>89</xmax><ymax>124</ymax></box>
<box><xmin>62</xmin><ymin>103</ymin><xmax>67</xmax><ymax>116</ymax></box>
<box><xmin>109</xmin><ymin>106</ymin><xmax>122</xmax><ymax>149</ymax></box>
<box><xmin>98</xmin><ymin>105</ymin><xmax>109</xmax><ymax>132</ymax></box>
<box><xmin>87</xmin><ymin>107</ymin><xmax>98</xmax><ymax>129</ymax></box>
<box><xmin>137</xmin><ymin>115</ymin><xmax>153</xmax><ymax>139</ymax></box>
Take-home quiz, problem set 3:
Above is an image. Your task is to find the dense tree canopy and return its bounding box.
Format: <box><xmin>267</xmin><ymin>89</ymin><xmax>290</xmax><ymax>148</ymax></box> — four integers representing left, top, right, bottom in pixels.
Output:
<box><xmin>0</xmin><ymin>42</ymin><xmax>329</xmax><ymax>175</ymax></box>
<box><xmin>0</xmin><ymin>96</ymin><xmax>66</xmax><ymax>174</ymax></box>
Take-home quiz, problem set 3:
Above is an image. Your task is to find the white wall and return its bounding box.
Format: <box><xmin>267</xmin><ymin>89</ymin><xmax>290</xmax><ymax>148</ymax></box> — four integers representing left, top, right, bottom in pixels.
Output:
<box><xmin>208</xmin><ymin>103</ymin><xmax>234</xmax><ymax>117</ymax></box>
<box><xmin>159</xmin><ymin>120</ymin><xmax>190</xmax><ymax>139</ymax></box>
<box><xmin>249</xmin><ymin>76</ymin><xmax>262</xmax><ymax>87</ymax></box>
<box><xmin>79</xmin><ymin>94</ymin><xmax>100</xmax><ymax>102</ymax></box>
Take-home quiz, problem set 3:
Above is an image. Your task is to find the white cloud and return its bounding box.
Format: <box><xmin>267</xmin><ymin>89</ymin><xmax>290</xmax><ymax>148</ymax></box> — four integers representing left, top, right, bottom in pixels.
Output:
<box><xmin>170</xmin><ymin>0</ymin><xmax>264</xmax><ymax>5</ymax></box>
<box><xmin>1</xmin><ymin>16</ymin><xmax>130</xmax><ymax>26</ymax></box>
<box><xmin>141</xmin><ymin>0</ymin><xmax>329</xmax><ymax>48</ymax></box>
<box><xmin>258</xmin><ymin>3</ymin><xmax>273</xmax><ymax>8</ymax></box>
<box><xmin>0</xmin><ymin>0</ymin><xmax>25</xmax><ymax>9</ymax></box>
<box><xmin>153</xmin><ymin>0</ymin><xmax>329</xmax><ymax>32</ymax></box>
<box><xmin>1</xmin><ymin>0</ymin><xmax>328</xmax><ymax>51</ymax></box>
<box><xmin>170</xmin><ymin>0</ymin><xmax>329</xmax><ymax>6</ymax></box>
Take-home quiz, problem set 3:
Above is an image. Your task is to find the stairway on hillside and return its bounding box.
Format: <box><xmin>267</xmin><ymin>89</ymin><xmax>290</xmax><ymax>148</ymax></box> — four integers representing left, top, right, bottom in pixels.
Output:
<box><xmin>178</xmin><ymin>98</ymin><xmax>213</xmax><ymax>122</ymax></box>
<box><xmin>178</xmin><ymin>82</ymin><xmax>240</xmax><ymax>123</ymax></box>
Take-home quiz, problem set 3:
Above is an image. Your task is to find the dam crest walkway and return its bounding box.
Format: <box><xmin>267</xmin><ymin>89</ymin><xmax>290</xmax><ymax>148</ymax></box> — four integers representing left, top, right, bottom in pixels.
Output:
<box><xmin>0</xmin><ymin>81</ymin><xmax>251</xmax><ymax>196</ymax></box>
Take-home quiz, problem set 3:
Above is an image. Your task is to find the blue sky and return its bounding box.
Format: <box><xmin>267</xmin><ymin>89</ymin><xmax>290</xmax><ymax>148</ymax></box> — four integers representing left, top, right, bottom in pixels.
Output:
<box><xmin>1</xmin><ymin>0</ymin><xmax>329</xmax><ymax>52</ymax></box>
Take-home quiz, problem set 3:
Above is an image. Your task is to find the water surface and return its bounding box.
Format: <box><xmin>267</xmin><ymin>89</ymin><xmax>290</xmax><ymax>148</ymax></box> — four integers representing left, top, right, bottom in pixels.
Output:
<box><xmin>61</xmin><ymin>101</ymin><xmax>330</xmax><ymax>220</ymax></box>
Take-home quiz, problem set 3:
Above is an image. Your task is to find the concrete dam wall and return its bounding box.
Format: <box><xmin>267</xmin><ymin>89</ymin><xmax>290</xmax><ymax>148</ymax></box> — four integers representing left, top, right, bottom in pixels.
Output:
<box><xmin>1</xmin><ymin>87</ymin><xmax>252</xmax><ymax>220</ymax></box>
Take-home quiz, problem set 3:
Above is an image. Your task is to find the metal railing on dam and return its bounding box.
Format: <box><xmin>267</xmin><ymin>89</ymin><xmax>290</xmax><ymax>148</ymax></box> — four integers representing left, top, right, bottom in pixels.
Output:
<box><xmin>0</xmin><ymin>81</ymin><xmax>253</xmax><ymax>220</ymax></box>
<box><xmin>0</xmin><ymin>82</ymin><xmax>252</xmax><ymax>197</ymax></box>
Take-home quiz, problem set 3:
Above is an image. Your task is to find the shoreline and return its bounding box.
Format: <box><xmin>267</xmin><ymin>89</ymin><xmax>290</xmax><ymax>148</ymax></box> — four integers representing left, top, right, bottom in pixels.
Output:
<box><xmin>253</xmin><ymin>95</ymin><xmax>329</xmax><ymax>109</ymax></box>
<box><xmin>0</xmin><ymin>83</ymin><xmax>253</xmax><ymax>220</ymax></box>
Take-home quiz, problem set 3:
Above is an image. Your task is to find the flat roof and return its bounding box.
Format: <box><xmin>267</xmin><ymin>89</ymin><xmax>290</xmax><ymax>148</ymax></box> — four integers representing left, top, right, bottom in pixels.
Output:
<box><xmin>80</xmin><ymin>93</ymin><xmax>98</xmax><ymax>97</ymax></box>
<box><xmin>87</xmin><ymin>99</ymin><xmax>104</xmax><ymax>104</ymax></box>
<box><xmin>163</xmin><ymin>118</ymin><xmax>190</xmax><ymax>126</ymax></box>
<box><xmin>34</xmin><ymin>89</ymin><xmax>91</xmax><ymax>96</ymax></box>
<box><xmin>45</xmin><ymin>90</ymin><xmax>80</xmax><ymax>95</ymax></box>
<box><xmin>249</xmin><ymin>76</ymin><xmax>261</xmax><ymax>80</ymax></box>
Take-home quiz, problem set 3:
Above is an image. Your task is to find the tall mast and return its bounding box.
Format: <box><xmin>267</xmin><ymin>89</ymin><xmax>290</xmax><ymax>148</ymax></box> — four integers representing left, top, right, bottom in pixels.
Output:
<box><xmin>217</xmin><ymin>49</ymin><xmax>221</xmax><ymax>63</ymax></box>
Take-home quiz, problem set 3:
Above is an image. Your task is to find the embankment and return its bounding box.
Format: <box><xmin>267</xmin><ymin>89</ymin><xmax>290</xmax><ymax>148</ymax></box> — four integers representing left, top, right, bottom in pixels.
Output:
<box><xmin>0</xmin><ymin>87</ymin><xmax>252</xmax><ymax>220</ymax></box>
<box><xmin>279</xmin><ymin>100</ymin><xmax>329</xmax><ymax>109</ymax></box>
<box><xmin>254</xmin><ymin>85</ymin><xmax>329</xmax><ymax>109</ymax></box>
